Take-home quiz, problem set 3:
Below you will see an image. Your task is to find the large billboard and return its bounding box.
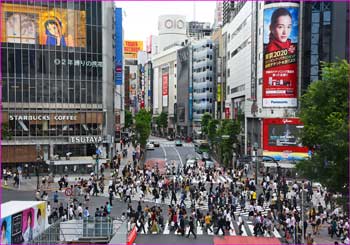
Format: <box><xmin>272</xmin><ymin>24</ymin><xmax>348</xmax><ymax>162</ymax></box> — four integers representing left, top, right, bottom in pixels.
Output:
<box><xmin>124</xmin><ymin>40</ymin><xmax>143</xmax><ymax>59</ymax></box>
<box><xmin>176</xmin><ymin>47</ymin><xmax>190</xmax><ymax>125</ymax></box>
<box><xmin>263</xmin><ymin>118</ymin><xmax>308</xmax><ymax>160</ymax></box>
<box><xmin>115</xmin><ymin>8</ymin><xmax>123</xmax><ymax>85</ymax></box>
<box><xmin>263</xmin><ymin>3</ymin><xmax>299</xmax><ymax>107</ymax></box>
<box><xmin>1</xmin><ymin>202</ymin><xmax>47</xmax><ymax>244</ymax></box>
<box><xmin>1</xmin><ymin>3</ymin><xmax>86</xmax><ymax>47</ymax></box>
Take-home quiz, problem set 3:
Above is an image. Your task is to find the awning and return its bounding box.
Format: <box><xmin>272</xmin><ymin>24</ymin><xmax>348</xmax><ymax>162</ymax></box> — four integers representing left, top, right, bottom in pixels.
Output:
<box><xmin>45</xmin><ymin>158</ymin><xmax>107</xmax><ymax>166</ymax></box>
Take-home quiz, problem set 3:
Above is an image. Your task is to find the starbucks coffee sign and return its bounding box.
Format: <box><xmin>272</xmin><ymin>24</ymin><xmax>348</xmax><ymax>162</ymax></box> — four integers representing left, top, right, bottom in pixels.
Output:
<box><xmin>9</xmin><ymin>114</ymin><xmax>77</xmax><ymax>121</ymax></box>
<box><xmin>69</xmin><ymin>136</ymin><xmax>103</xmax><ymax>144</ymax></box>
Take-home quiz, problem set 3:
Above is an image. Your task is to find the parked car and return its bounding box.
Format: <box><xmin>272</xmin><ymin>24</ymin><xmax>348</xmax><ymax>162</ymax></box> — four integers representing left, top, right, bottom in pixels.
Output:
<box><xmin>149</xmin><ymin>141</ymin><xmax>160</xmax><ymax>147</ymax></box>
<box><xmin>167</xmin><ymin>136</ymin><xmax>174</xmax><ymax>141</ymax></box>
<box><xmin>175</xmin><ymin>140</ymin><xmax>183</xmax><ymax>146</ymax></box>
<box><xmin>146</xmin><ymin>142</ymin><xmax>155</xmax><ymax>150</ymax></box>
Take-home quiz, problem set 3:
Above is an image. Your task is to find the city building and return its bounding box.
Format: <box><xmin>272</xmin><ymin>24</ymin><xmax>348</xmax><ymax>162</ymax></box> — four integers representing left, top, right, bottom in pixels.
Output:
<box><xmin>300</xmin><ymin>1</ymin><xmax>350</xmax><ymax>92</ymax></box>
<box><xmin>187</xmin><ymin>21</ymin><xmax>213</xmax><ymax>41</ymax></box>
<box><xmin>152</xmin><ymin>46</ymin><xmax>181</xmax><ymax>137</ymax></box>
<box><xmin>176</xmin><ymin>46</ymin><xmax>192</xmax><ymax>137</ymax></box>
<box><xmin>157</xmin><ymin>15</ymin><xmax>187</xmax><ymax>53</ymax></box>
<box><xmin>1</xmin><ymin>1</ymin><xmax>115</xmax><ymax>173</ymax></box>
<box><xmin>211</xmin><ymin>28</ymin><xmax>224</xmax><ymax>120</ymax></box>
<box><xmin>213</xmin><ymin>1</ymin><xmax>223</xmax><ymax>29</ymax></box>
<box><xmin>192</xmin><ymin>39</ymin><xmax>215</xmax><ymax>136</ymax></box>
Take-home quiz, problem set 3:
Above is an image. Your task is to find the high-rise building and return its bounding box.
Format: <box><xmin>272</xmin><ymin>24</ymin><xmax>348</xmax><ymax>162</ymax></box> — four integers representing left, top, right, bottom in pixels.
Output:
<box><xmin>1</xmin><ymin>1</ymin><xmax>115</xmax><ymax>173</ymax></box>
<box><xmin>213</xmin><ymin>1</ymin><xmax>223</xmax><ymax>29</ymax></box>
<box><xmin>192</xmin><ymin>39</ymin><xmax>215</xmax><ymax>136</ymax></box>
<box><xmin>301</xmin><ymin>1</ymin><xmax>350</xmax><ymax>92</ymax></box>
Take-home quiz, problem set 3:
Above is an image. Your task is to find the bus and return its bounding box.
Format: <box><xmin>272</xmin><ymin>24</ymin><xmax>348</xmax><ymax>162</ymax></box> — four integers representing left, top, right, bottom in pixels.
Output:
<box><xmin>194</xmin><ymin>140</ymin><xmax>210</xmax><ymax>154</ymax></box>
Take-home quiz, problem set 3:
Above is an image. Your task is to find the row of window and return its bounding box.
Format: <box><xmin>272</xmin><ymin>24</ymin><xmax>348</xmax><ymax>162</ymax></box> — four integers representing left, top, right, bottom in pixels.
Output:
<box><xmin>193</xmin><ymin>87</ymin><xmax>213</xmax><ymax>93</ymax></box>
<box><xmin>194</xmin><ymin>76</ymin><xmax>214</xmax><ymax>83</ymax></box>
<box><xmin>228</xmin><ymin>37</ymin><xmax>251</xmax><ymax>60</ymax></box>
<box><xmin>193</xmin><ymin>43</ymin><xmax>213</xmax><ymax>52</ymax></box>
<box><xmin>193</xmin><ymin>66</ymin><xmax>213</xmax><ymax>73</ymax></box>
<box><xmin>194</xmin><ymin>109</ymin><xmax>213</xmax><ymax>115</ymax></box>
<box><xmin>194</xmin><ymin>98</ymin><xmax>213</xmax><ymax>103</ymax></box>
<box><xmin>2</xmin><ymin>48</ymin><xmax>103</xmax><ymax>79</ymax></box>
<box><xmin>2</xmin><ymin>79</ymin><xmax>102</xmax><ymax>104</ymax></box>
<box><xmin>193</xmin><ymin>54</ymin><xmax>213</xmax><ymax>63</ymax></box>
<box><xmin>227</xmin><ymin>16</ymin><xmax>249</xmax><ymax>42</ymax></box>
<box><xmin>8</xmin><ymin>121</ymin><xmax>102</xmax><ymax>137</ymax></box>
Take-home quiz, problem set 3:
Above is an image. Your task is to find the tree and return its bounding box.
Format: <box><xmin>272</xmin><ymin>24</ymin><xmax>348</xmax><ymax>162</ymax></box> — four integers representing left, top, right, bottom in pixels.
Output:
<box><xmin>217</xmin><ymin>119</ymin><xmax>241</xmax><ymax>167</ymax></box>
<box><xmin>296</xmin><ymin>60</ymin><xmax>349</xmax><ymax>195</ymax></box>
<box><xmin>207</xmin><ymin>119</ymin><xmax>219</xmax><ymax>144</ymax></box>
<box><xmin>158</xmin><ymin>112</ymin><xmax>168</xmax><ymax>131</ymax></box>
<box><xmin>201</xmin><ymin>113</ymin><xmax>212</xmax><ymax>137</ymax></box>
<box><xmin>124</xmin><ymin>110</ymin><xmax>133</xmax><ymax>129</ymax></box>
<box><xmin>134</xmin><ymin>109</ymin><xmax>152</xmax><ymax>149</ymax></box>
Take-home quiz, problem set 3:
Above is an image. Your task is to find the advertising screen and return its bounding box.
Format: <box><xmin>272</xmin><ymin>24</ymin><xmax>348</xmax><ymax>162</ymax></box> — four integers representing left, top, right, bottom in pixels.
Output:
<box><xmin>124</xmin><ymin>40</ymin><xmax>143</xmax><ymax>59</ymax></box>
<box><xmin>263</xmin><ymin>3</ymin><xmax>299</xmax><ymax>107</ymax></box>
<box><xmin>263</xmin><ymin>118</ymin><xmax>308</xmax><ymax>153</ymax></box>
<box><xmin>2</xmin><ymin>3</ymin><xmax>86</xmax><ymax>47</ymax></box>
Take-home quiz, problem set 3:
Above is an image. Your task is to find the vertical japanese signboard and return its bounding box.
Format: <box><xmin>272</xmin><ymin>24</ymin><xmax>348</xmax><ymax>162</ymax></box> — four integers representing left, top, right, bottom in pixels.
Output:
<box><xmin>263</xmin><ymin>3</ymin><xmax>299</xmax><ymax>107</ymax></box>
<box><xmin>115</xmin><ymin>8</ymin><xmax>123</xmax><ymax>85</ymax></box>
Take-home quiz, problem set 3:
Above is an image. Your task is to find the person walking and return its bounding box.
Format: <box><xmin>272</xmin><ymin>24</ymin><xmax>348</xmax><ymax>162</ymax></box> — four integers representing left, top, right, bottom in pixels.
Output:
<box><xmin>186</xmin><ymin>217</ymin><xmax>197</xmax><ymax>239</ymax></box>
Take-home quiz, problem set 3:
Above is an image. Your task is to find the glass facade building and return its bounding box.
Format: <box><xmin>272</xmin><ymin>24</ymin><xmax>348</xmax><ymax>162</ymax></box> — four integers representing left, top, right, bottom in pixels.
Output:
<box><xmin>192</xmin><ymin>39</ymin><xmax>214</xmax><ymax>123</ymax></box>
<box><xmin>1</xmin><ymin>1</ymin><xmax>115</xmax><ymax>170</ymax></box>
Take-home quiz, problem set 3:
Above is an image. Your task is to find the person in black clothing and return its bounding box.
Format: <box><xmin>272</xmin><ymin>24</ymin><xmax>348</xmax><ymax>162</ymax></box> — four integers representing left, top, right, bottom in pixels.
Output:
<box><xmin>186</xmin><ymin>217</ymin><xmax>197</xmax><ymax>239</ymax></box>
<box><xmin>170</xmin><ymin>189</ymin><xmax>177</xmax><ymax>205</ymax></box>
<box><xmin>137</xmin><ymin>214</ymin><xmax>146</xmax><ymax>233</ymax></box>
<box><xmin>215</xmin><ymin>214</ymin><xmax>225</xmax><ymax>235</ymax></box>
<box><xmin>109</xmin><ymin>189</ymin><xmax>114</xmax><ymax>206</ymax></box>
<box><xmin>179</xmin><ymin>217</ymin><xmax>185</xmax><ymax>236</ymax></box>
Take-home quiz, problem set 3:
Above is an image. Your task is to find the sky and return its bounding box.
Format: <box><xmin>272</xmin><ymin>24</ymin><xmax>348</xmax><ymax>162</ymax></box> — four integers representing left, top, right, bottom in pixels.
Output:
<box><xmin>115</xmin><ymin>1</ymin><xmax>216</xmax><ymax>42</ymax></box>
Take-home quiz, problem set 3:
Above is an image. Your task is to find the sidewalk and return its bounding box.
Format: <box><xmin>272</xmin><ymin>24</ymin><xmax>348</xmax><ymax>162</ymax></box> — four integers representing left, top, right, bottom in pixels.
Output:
<box><xmin>1</xmin><ymin>144</ymin><xmax>135</xmax><ymax>192</ymax></box>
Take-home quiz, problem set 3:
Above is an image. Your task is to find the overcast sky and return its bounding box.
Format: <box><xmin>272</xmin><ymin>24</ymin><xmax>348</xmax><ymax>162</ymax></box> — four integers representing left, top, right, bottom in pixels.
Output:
<box><xmin>115</xmin><ymin>1</ymin><xmax>216</xmax><ymax>42</ymax></box>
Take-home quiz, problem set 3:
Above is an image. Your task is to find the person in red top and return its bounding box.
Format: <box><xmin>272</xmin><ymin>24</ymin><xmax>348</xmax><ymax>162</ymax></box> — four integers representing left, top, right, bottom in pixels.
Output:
<box><xmin>265</xmin><ymin>8</ymin><xmax>295</xmax><ymax>54</ymax></box>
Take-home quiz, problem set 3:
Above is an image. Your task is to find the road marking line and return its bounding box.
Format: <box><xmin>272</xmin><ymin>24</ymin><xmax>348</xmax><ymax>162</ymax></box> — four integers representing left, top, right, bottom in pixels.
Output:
<box><xmin>273</xmin><ymin>228</ymin><xmax>281</xmax><ymax>238</ymax></box>
<box><xmin>173</xmin><ymin>146</ymin><xmax>183</xmax><ymax>166</ymax></box>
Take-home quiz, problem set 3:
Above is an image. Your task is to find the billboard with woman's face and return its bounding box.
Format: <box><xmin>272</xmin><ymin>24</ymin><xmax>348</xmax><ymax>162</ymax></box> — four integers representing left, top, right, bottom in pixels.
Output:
<box><xmin>1</xmin><ymin>216</ymin><xmax>12</xmax><ymax>244</ymax></box>
<box><xmin>21</xmin><ymin>208</ymin><xmax>34</xmax><ymax>243</ymax></box>
<box><xmin>2</xmin><ymin>3</ymin><xmax>86</xmax><ymax>47</ymax></box>
<box><xmin>263</xmin><ymin>3</ymin><xmax>299</xmax><ymax>107</ymax></box>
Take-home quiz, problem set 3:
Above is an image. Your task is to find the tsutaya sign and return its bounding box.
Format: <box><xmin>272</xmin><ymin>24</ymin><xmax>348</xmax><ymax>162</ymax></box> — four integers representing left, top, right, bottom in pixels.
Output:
<box><xmin>9</xmin><ymin>114</ymin><xmax>77</xmax><ymax>121</ymax></box>
<box><xmin>70</xmin><ymin>136</ymin><xmax>103</xmax><ymax>144</ymax></box>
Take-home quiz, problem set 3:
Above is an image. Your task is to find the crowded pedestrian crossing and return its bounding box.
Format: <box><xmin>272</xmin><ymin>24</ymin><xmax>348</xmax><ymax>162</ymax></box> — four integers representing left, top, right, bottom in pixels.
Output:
<box><xmin>135</xmin><ymin>219</ymin><xmax>283</xmax><ymax>238</ymax></box>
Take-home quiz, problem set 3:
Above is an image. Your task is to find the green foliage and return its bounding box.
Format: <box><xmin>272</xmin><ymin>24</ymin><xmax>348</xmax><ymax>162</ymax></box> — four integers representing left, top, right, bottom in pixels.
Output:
<box><xmin>158</xmin><ymin>112</ymin><xmax>168</xmax><ymax>130</ymax></box>
<box><xmin>135</xmin><ymin>109</ymin><xmax>152</xmax><ymax>148</ymax></box>
<box><xmin>296</xmin><ymin>60</ymin><xmax>349</xmax><ymax>194</ymax></box>
<box><xmin>208</xmin><ymin>119</ymin><xmax>219</xmax><ymax>143</ymax></box>
<box><xmin>124</xmin><ymin>110</ymin><xmax>133</xmax><ymax>129</ymax></box>
<box><xmin>201</xmin><ymin>113</ymin><xmax>212</xmax><ymax>136</ymax></box>
<box><xmin>218</xmin><ymin>119</ymin><xmax>241</xmax><ymax>167</ymax></box>
<box><xmin>1</xmin><ymin>123</ymin><xmax>12</xmax><ymax>140</ymax></box>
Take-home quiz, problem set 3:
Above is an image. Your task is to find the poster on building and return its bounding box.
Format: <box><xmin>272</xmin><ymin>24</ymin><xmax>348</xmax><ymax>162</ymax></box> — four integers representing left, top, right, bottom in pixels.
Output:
<box><xmin>2</xmin><ymin>3</ymin><xmax>86</xmax><ymax>47</ymax></box>
<box><xmin>11</xmin><ymin>212</ymin><xmax>23</xmax><ymax>244</ymax></box>
<box><xmin>263</xmin><ymin>118</ymin><xmax>308</xmax><ymax>160</ymax></box>
<box><xmin>124</xmin><ymin>40</ymin><xmax>143</xmax><ymax>59</ymax></box>
<box><xmin>263</xmin><ymin>3</ymin><xmax>299</xmax><ymax>107</ymax></box>
<box><xmin>1</xmin><ymin>216</ymin><xmax>12</xmax><ymax>244</ymax></box>
<box><xmin>162</xmin><ymin>73</ymin><xmax>169</xmax><ymax>107</ymax></box>
<box><xmin>115</xmin><ymin>8</ymin><xmax>123</xmax><ymax>85</ymax></box>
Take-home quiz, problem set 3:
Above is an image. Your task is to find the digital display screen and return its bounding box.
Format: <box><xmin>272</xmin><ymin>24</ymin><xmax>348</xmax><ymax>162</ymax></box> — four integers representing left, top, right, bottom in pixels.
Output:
<box><xmin>2</xmin><ymin>3</ymin><xmax>86</xmax><ymax>47</ymax></box>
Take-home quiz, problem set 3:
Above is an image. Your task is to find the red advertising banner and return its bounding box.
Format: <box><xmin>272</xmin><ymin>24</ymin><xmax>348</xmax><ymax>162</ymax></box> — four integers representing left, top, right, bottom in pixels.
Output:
<box><xmin>263</xmin><ymin>118</ymin><xmax>308</xmax><ymax>153</ymax></box>
<box><xmin>263</xmin><ymin>4</ymin><xmax>299</xmax><ymax>107</ymax></box>
<box><xmin>162</xmin><ymin>74</ymin><xmax>168</xmax><ymax>96</ymax></box>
